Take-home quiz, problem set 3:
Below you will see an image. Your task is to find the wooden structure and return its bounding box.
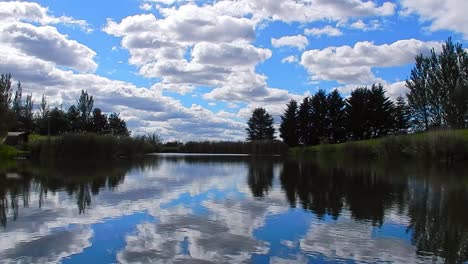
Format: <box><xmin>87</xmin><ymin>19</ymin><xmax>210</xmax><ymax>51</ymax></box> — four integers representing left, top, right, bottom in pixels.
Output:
<box><xmin>2</xmin><ymin>132</ymin><xmax>30</xmax><ymax>146</ymax></box>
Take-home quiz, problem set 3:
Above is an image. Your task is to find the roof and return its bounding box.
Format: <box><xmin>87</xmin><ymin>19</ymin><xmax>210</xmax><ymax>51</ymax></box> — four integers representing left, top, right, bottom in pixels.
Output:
<box><xmin>6</xmin><ymin>132</ymin><xmax>29</xmax><ymax>136</ymax></box>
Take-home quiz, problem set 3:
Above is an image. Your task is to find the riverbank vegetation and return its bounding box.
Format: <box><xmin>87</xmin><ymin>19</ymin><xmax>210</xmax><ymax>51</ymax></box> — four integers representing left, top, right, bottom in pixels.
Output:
<box><xmin>291</xmin><ymin>129</ymin><xmax>468</xmax><ymax>163</ymax></box>
<box><xmin>281</xmin><ymin>38</ymin><xmax>468</xmax><ymax>162</ymax></box>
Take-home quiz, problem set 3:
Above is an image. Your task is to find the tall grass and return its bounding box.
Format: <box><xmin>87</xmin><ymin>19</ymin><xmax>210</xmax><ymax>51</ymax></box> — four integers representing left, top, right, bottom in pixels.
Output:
<box><xmin>0</xmin><ymin>144</ymin><xmax>18</xmax><ymax>160</ymax></box>
<box><xmin>292</xmin><ymin>129</ymin><xmax>468</xmax><ymax>163</ymax></box>
<box><xmin>28</xmin><ymin>133</ymin><xmax>160</xmax><ymax>161</ymax></box>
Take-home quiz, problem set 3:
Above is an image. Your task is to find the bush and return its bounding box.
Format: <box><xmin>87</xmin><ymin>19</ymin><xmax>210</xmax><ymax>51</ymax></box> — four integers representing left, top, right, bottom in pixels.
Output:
<box><xmin>0</xmin><ymin>144</ymin><xmax>18</xmax><ymax>160</ymax></box>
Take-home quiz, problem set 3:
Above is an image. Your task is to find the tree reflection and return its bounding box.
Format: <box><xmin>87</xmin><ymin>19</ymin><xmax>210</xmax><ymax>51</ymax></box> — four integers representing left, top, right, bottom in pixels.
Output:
<box><xmin>247</xmin><ymin>157</ymin><xmax>275</xmax><ymax>198</ymax></box>
<box><xmin>278</xmin><ymin>159</ymin><xmax>468</xmax><ymax>263</ymax></box>
<box><xmin>0</xmin><ymin>159</ymin><xmax>155</xmax><ymax>227</ymax></box>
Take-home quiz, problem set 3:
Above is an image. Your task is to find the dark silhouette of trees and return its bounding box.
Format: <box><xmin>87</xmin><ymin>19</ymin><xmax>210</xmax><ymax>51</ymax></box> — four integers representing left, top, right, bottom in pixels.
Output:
<box><xmin>91</xmin><ymin>108</ymin><xmax>109</xmax><ymax>134</ymax></box>
<box><xmin>310</xmin><ymin>89</ymin><xmax>328</xmax><ymax>144</ymax></box>
<box><xmin>76</xmin><ymin>90</ymin><xmax>94</xmax><ymax>131</ymax></box>
<box><xmin>298</xmin><ymin>97</ymin><xmax>313</xmax><ymax>145</ymax></box>
<box><xmin>108</xmin><ymin>112</ymin><xmax>130</xmax><ymax>136</ymax></box>
<box><xmin>393</xmin><ymin>96</ymin><xmax>410</xmax><ymax>134</ymax></box>
<box><xmin>279</xmin><ymin>99</ymin><xmax>299</xmax><ymax>147</ymax></box>
<box><xmin>326</xmin><ymin>89</ymin><xmax>346</xmax><ymax>143</ymax></box>
<box><xmin>246</xmin><ymin>107</ymin><xmax>275</xmax><ymax>141</ymax></box>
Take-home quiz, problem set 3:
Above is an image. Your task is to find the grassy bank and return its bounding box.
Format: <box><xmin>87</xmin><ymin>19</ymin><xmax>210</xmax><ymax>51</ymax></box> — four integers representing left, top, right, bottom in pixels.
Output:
<box><xmin>179</xmin><ymin>140</ymin><xmax>289</xmax><ymax>155</ymax></box>
<box><xmin>291</xmin><ymin>129</ymin><xmax>468</xmax><ymax>163</ymax></box>
<box><xmin>29</xmin><ymin>133</ymin><xmax>160</xmax><ymax>161</ymax></box>
<box><xmin>0</xmin><ymin>144</ymin><xmax>18</xmax><ymax>160</ymax></box>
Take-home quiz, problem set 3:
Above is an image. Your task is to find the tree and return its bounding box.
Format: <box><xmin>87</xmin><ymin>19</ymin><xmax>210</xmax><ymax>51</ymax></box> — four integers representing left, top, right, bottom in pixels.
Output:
<box><xmin>393</xmin><ymin>96</ymin><xmax>410</xmax><ymax>134</ymax></box>
<box><xmin>326</xmin><ymin>89</ymin><xmax>346</xmax><ymax>143</ymax></box>
<box><xmin>279</xmin><ymin>99</ymin><xmax>299</xmax><ymax>147</ymax></box>
<box><xmin>310</xmin><ymin>89</ymin><xmax>328</xmax><ymax>144</ymax></box>
<box><xmin>91</xmin><ymin>108</ymin><xmax>109</xmax><ymax>134</ymax></box>
<box><xmin>407</xmin><ymin>37</ymin><xmax>468</xmax><ymax>130</ymax></box>
<box><xmin>368</xmin><ymin>84</ymin><xmax>395</xmax><ymax>138</ymax></box>
<box><xmin>67</xmin><ymin>105</ymin><xmax>81</xmax><ymax>132</ymax></box>
<box><xmin>108</xmin><ymin>113</ymin><xmax>130</xmax><ymax>136</ymax></box>
<box><xmin>246</xmin><ymin>108</ymin><xmax>275</xmax><ymax>141</ymax></box>
<box><xmin>76</xmin><ymin>90</ymin><xmax>94</xmax><ymax>131</ymax></box>
<box><xmin>48</xmin><ymin>108</ymin><xmax>69</xmax><ymax>135</ymax></box>
<box><xmin>297</xmin><ymin>97</ymin><xmax>313</xmax><ymax>145</ymax></box>
<box><xmin>346</xmin><ymin>87</ymin><xmax>371</xmax><ymax>140</ymax></box>
<box><xmin>0</xmin><ymin>73</ymin><xmax>13</xmax><ymax>132</ymax></box>
<box><xmin>406</xmin><ymin>54</ymin><xmax>431</xmax><ymax>131</ymax></box>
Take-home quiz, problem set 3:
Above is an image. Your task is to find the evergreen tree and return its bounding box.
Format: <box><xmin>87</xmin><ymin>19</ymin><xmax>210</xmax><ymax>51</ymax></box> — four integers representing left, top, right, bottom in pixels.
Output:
<box><xmin>67</xmin><ymin>105</ymin><xmax>81</xmax><ymax>132</ymax></box>
<box><xmin>91</xmin><ymin>108</ymin><xmax>109</xmax><ymax>134</ymax></box>
<box><xmin>297</xmin><ymin>97</ymin><xmax>313</xmax><ymax>145</ymax></box>
<box><xmin>246</xmin><ymin>108</ymin><xmax>275</xmax><ymax>141</ymax></box>
<box><xmin>279</xmin><ymin>99</ymin><xmax>299</xmax><ymax>147</ymax></box>
<box><xmin>393</xmin><ymin>96</ymin><xmax>410</xmax><ymax>134</ymax></box>
<box><xmin>310</xmin><ymin>89</ymin><xmax>328</xmax><ymax>144</ymax></box>
<box><xmin>326</xmin><ymin>89</ymin><xmax>346</xmax><ymax>143</ymax></box>
<box><xmin>108</xmin><ymin>113</ymin><xmax>130</xmax><ymax>136</ymax></box>
<box><xmin>346</xmin><ymin>87</ymin><xmax>371</xmax><ymax>140</ymax></box>
<box><xmin>368</xmin><ymin>84</ymin><xmax>395</xmax><ymax>138</ymax></box>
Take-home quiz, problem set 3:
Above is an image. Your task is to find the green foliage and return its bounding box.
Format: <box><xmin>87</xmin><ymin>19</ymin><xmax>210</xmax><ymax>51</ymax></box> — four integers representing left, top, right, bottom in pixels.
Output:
<box><xmin>246</xmin><ymin>107</ymin><xmax>275</xmax><ymax>141</ymax></box>
<box><xmin>279</xmin><ymin>99</ymin><xmax>299</xmax><ymax>147</ymax></box>
<box><xmin>326</xmin><ymin>89</ymin><xmax>346</xmax><ymax>143</ymax></box>
<box><xmin>292</xmin><ymin>129</ymin><xmax>468</xmax><ymax>163</ymax></box>
<box><xmin>310</xmin><ymin>89</ymin><xmax>328</xmax><ymax>144</ymax></box>
<box><xmin>297</xmin><ymin>97</ymin><xmax>313</xmax><ymax>145</ymax></box>
<box><xmin>407</xmin><ymin>37</ymin><xmax>468</xmax><ymax>130</ymax></box>
<box><xmin>28</xmin><ymin>133</ymin><xmax>161</xmax><ymax>161</ymax></box>
<box><xmin>0</xmin><ymin>144</ymin><xmax>18</xmax><ymax>160</ymax></box>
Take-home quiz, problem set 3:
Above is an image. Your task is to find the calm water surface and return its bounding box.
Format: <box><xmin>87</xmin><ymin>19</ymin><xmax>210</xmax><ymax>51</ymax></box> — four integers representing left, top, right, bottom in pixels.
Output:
<box><xmin>0</xmin><ymin>155</ymin><xmax>467</xmax><ymax>263</ymax></box>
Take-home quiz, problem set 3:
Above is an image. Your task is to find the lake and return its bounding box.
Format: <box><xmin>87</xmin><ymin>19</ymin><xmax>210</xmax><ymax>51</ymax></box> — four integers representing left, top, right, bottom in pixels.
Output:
<box><xmin>0</xmin><ymin>155</ymin><xmax>467</xmax><ymax>263</ymax></box>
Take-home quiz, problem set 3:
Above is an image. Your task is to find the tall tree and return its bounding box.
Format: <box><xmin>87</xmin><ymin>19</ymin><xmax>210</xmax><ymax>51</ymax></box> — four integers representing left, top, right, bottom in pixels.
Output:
<box><xmin>76</xmin><ymin>90</ymin><xmax>94</xmax><ymax>130</ymax></box>
<box><xmin>393</xmin><ymin>96</ymin><xmax>410</xmax><ymax>134</ymax></box>
<box><xmin>346</xmin><ymin>87</ymin><xmax>371</xmax><ymax>140</ymax></box>
<box><xmin>297</xmin><ymin>97</ymin><xmax>313</xmax><ymax>145</ymax></box>
<box><xmin>368</xmin><ymin>84</ymin><xmax>395</xmax><ymax>137</ymax></box>
<box><xmin>246</xmin><ymin>108</ymin><xmax>275</xmax><ymax>141</ymax></box>
<box><xmin>67</xmin><ymin>105</ymin><xmax>81</xmax><ymax>132</ymax></box>
<box><xmin>279</xmin><ymin>99</ymin><xmax>299</xmax><ymax>147</ymax></box>
<box><xmin>0</xmin><ymin>74</ymin><xmax>13</xmax><ymax>132</ymax></box>
<box><xmin>406</xmin><ymin>55</ymin><xmax>431</xmax><ymax>131</ymax></box>
<box><xmin>108</xmin><ymin>113</ymin><xmax>130</xmax><ymax>136</ymax></box>
<box><xmin>91</xmin><ymin>108</ymin><xmax>109</xmax><ymax>134</ymax></box>
<box><xmin>310</xmin><ymin>89</ymin><xmax>328</xmax><ymax>144</ymax></box>
<box><xmin>326</xmin><ymin>89</ymin><xmax>346</xmax><ymax>143</ymax></box>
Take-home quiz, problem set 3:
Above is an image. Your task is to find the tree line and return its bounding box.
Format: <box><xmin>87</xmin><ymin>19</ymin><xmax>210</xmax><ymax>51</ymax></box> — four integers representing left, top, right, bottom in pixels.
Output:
<box><xmin>247</xmin><ymin>37</ymin><xmax>468</xmax><ymax>147</ymax></box>
<box><xmin>0</xmin><ymin>74</ymin><xmax>129</xmax><ymax>136</ymax></box>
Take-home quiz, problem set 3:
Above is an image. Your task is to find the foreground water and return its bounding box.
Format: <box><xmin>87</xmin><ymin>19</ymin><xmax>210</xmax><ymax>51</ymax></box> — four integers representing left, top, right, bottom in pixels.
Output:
<box><xmin>0</xmin><ymin>155</ymin><xmax>467</xmax><ymax>264</ymax></box>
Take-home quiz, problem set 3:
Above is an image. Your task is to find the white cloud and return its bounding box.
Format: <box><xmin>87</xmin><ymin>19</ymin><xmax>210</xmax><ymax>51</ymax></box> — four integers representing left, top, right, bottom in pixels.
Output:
<box><xmin>0</xmin><ymin>1</ymin><xmax>92</xmax><ymax>32</ymax></box>
<box><xmin>0</xmin><ymin>23</ymin><xmax>97</xmax><ymax>73</ymax></box>
<box><xmin>350</xmin><ymin>19</ymin><xmax>381</xmax><ymax>31</ymax></box>
<box><xmin>300</xmin><ymin>39</ymin><xmax>442</xmax><ymax>84</ymax></box>
<box><xmin>281</xmin><ymin>55</ymin><xmax>298</xmax><ymax>64</ymax></box>
<box><xmin>400</xmin><ymin>0</ymin><xmax>468</xmax><ymax>39</ymax></box>
<box><xmin>271</xmin><ymin>35</ymin><xmax>309</xmax><ymax>50</ymax></box>
<box><xmin>304</xmin><ymin>25</ymin><xmax>343</xmax><ymax>37</ymax></box>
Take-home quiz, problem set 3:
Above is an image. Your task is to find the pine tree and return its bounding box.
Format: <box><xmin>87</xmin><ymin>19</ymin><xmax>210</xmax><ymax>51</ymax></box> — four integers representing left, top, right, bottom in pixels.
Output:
<box><xmin>393</xmin><ymin>96</ymin><xmax>410</xmax><ymax>134</ymax></box>
<box><xmin>297</xmin><ymin>97</ymin><xmax>312</xmax><ymax>145</ymax></box>
<box><xmin>310</xmin><ymin>89</ymin><xmax>328</xmax><ymax>144</ymax></box>
<box><xmin>246</xmin><ymin>108</ymin><xmax>275</xmax><ymax>141</ymax></box>
<box><xmin>346</xmin><ymin>87</ymin><xmax>370</xmax><ymax>140</ymax></box>
<box><xmin>368</xmin><ymin>84</ymin><xmax>395</xmax><ymax>138</ymax></box>
<box><xmin>326</xmin><ymin>89</ymin><xmax>346</xmax><ymax>143</ymax></box>
<box><xmin>279</xmin><ymin>99</ymin><xmax>299</xmax><ymax>147</ymax></box>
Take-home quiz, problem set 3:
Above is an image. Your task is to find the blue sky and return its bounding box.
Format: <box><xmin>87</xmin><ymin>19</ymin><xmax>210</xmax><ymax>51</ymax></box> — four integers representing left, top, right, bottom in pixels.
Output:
<box><xmin>0</xmin><ymin>0</ymin><xmax>467</xmax><ymax>140</ymax></box>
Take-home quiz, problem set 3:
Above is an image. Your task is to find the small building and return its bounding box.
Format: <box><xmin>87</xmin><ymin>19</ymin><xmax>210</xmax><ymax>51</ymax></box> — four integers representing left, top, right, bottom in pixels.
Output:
<box><xmin>2</xmin><ymin>132</ymin><xmax>30</xmax><ymax>146</ymax></box>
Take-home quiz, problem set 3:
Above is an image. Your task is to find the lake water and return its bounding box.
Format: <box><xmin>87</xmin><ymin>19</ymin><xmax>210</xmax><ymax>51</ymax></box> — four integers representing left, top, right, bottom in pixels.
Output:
<box><xmin>0</xmin><ymin>155</ymin><xmax>467</xmax><ymax>263</ymax></box>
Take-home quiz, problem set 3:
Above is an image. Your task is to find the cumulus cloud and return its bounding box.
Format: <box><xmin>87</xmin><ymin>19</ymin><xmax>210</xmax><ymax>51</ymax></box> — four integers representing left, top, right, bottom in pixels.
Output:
<box><xmin>271</xmin><ymin>35</ymin><xmax>309</xmax><ymax>50</ymax></box>
<box><xmin>350</xmin><ymin>19</ymin><xmax>381</xmax><ymax>31</ymax></box>
<box><xmin>0</xmin><ymin>1</ymin><xmax>92</xmax><ymax>32</ymax></box>
<box><xmin>281</xmin><ymin>55</ymin><xmax>298</xmax><ymax>64</ymax></box>
<box><xmin>0</xmin><ymin>23</ymin><xmax>97</xmax><ymax>72</ymax></box>
<box><xmin>300</xmin><ymin>39</ymin><xmax>442</xmax><ymax>84</ymax></box>
<box><xmin>400</xmin><ymin>0</ymin><xmax>468</xmax><ymax>39</ymax></box>
<box><xmin>304</xmin><ymin>25</ymin><xmax>343</xmax><ymax>37</ymax></box>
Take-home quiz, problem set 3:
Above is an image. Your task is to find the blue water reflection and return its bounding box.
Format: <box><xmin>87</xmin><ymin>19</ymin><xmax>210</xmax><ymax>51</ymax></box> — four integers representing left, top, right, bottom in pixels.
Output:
<box><xmin>0</xmin><ymin>155</ymin><xmax>466</xmax><ymax>263</ymax></box>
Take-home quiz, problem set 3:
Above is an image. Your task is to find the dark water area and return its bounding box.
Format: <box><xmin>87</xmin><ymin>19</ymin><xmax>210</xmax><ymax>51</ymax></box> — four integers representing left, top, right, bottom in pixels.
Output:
<box><xmin>0</xmin><ymin>155</ymin><xmax>467</xmax><ymax>263</ymax></box>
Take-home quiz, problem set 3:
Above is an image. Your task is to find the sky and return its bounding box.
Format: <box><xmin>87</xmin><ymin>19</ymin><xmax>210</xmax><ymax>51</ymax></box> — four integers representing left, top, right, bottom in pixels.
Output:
<box><xmin>0</xmin><ymin>0</ymin><xmax>467</xmax><ymax>141</ymax></box>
